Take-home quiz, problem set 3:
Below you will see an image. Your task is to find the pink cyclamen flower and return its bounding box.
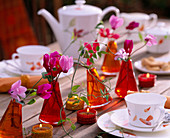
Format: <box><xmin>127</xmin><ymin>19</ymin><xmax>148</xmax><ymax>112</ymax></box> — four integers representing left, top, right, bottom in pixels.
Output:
<box><xmin>99</xmin><ymin>28</ymin><xmax>110</xmax><ymax>38</ymax></box>
<box><xmin>59</xmin><ymin>55</ymin><xmax>73</xmax><ymax>73</ymax></box>
<box><xmin>126</xmin><ymin>21</ymin><xmax>139</xmax><ymax>30</ymax></box>
<box><xmin>145</xmin><ymin>34</ymin><xmax>157</xmax><ymax>46</ymax></box>
<box><xmin>124</xmin><ymin>40</ymin><xmax>133</xmax><ymax>55</ymax></box>
<box><xmin>115</xmin><ymin>48</ymin><xmax>128</xmax><ymax>60</ymax></box>
<box><xmin>37</xmin><ymin>84</ymin><xmax>52</xmax><ymax>99</ymax></box>
<box><xmin>8</xmin><ymin>80</ymin><xmax>27</xmax><ymax>101</ymax></box>
<box><xmin>109</xmin><ymin>15</ymin><xmax>124</xmax><ymax>30</ymax></box>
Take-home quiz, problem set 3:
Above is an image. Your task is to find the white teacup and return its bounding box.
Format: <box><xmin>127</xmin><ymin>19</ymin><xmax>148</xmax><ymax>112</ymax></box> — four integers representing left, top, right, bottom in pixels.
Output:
<box><xmin>12</xmin><ymin>45</ymin><xmax>50</xmax><ymax>73</ymax></box>
<box><xmin>125</xmin><ymin>93</ymin><xmax>166</xmax><ymax>128</ymax></box>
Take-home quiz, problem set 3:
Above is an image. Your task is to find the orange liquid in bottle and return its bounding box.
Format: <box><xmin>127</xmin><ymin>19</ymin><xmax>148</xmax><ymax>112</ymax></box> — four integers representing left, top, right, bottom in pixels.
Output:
<box><xmin>101</xmin><ymin>40</ymin><xmax>121</xmax><ymax>75</ymax></box>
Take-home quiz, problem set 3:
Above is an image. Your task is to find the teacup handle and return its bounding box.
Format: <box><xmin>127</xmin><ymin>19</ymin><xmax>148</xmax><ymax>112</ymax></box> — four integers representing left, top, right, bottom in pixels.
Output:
<box><xmin>12</xmin><ymin>53</ymin><xmax>21</xmax><ymax>68</ymax></box>
<box><xmin>155</xmin><ymin>106</ymin><xmax>165</xmax><ymax>126</ymax></box>
<box><xmin>146</xmin><ymin>13</ymin><xmax>158</xmax><ymax>29</ymax></box>
<box><xmin>101</xmin><ymin>6</ymin><xmax>120</xmax><ymax>20</ymax></box>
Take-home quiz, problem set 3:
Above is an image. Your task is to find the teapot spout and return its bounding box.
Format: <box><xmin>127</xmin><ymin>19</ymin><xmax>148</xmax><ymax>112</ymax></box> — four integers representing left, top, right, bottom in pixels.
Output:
<box><xmin>37</xmin><ymin>9</ymin><xmax>63</xmax><ymax>48</ymax></box>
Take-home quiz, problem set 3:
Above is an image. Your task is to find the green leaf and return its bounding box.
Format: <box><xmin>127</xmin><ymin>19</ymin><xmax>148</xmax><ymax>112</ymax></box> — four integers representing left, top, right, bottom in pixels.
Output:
<box><xmin>95</xmin><ymin>21</ymin><xmax>104</xmax><ymax>29</ymax></box>
<box><xmin>29</xmin><ymin>92</ymin><xmax>37</xmax><ymax>96</ymax></box>
<box><xmin>105</xmin><ymin>95</ymin><xmax>109</xmax><ymax>101</ymax></box>
<box><xmin>92</xmin><ymin>53</ymin><xmax>97</xmax><ymax>59</ymax></box>
<box><xmin>73</xmin><ymin>100</ymin><xmax>80</xmax><ymax>105</ymax></box>
<box><xmin>69</xmin><ymin>18</ymin><xmax>76</xmax><ymax>27</ymax></box>
<box><xmin>100</xmin><ymin>51</ymin><xmax>108</xmax><ymax>54</ymax></box>
<box><xmin>71</xmin><ymin>124</ymin><xmax>76</xmax><ymax>130</ymax></box>
<box><xmin>72</xmin><ymin>85</ymin><xmax>80</xmax><ymax>92</ymax></box>
<box><xmin>68</xmin><ymin>93</ymin><xmax>73</xmax><ymax>98</ymax></box>
<box><xmin>89</xmin><ymin>58</ymin><xmax>94</xmax><ymax>64</ymax></box>
<box><xmin>88</xmin><ymin>50</ymin><xmax>94</xmax><ymax>53</ymax></box>
<box><xmin>71</xmin><ymin>94</ymin><xmax>78</xmax><ymax>97</ymax></box>
<box><xmin>80</xmin><ymin>50</ymin><xmax>84</xmax><ymax>56</ymax></box>
<box><xmin>97</xmin><ymin>52</ymin><xmax>102</xmax><ymax>57</ymax></box>
<box><xmin>164</xmin><ymin>35</ymin><xmax>168</xmax><ymax>39</ymax></box>
<box><xmin>100</xmin><ymin>89</ymin><xmax>104</xmax><ymax>95</ymax></box>
<box><xmin>78</xmin><ymin>45</ymin><xmax>84</xmax><ymax>51</ymax></box>
<box><xmin>138</xmin><ymin>32</ymin><xmax>143</xmax><ymax>41</ymax></box>
<box><xmin>16</xmin><ymin>100</ymin><xmax>25</xmax><ymax>105</ymax></box>
<box><xmin>83</xmin><ymin>50</ymin><xmax>89</xmax><ymax>58</ymax></box>
<box><xmin>96</xmin><ymin>46</ymin><xmax>100</xmax><ymax>51</ymax></box>
<box><xmin>27</xmin><ymin>99</ymin><xmax>36</xmax><ymax>105</ymax></box>
<box><xmin>80</xmin><ymin>96</ymin><xmax>89</xmax><ymax>105</ymax></box>
<box><xmin>53</xmin><ymin>68</ymin><xmax>57</xmax><ymax>71</ymax></box>
<box><xmin>58</xmin><ymin>119</ymin><xmax>66</xmax><ymax>125</ymax></box>
<box><xmin>42</xmin><ymin>72</ymin><xmax>48</xmax><ymax>79</ymax></box>
<box><xmin>66</xmin><ymin>118</ymin><xmax>76</xmax><ymax>130</ymax></box>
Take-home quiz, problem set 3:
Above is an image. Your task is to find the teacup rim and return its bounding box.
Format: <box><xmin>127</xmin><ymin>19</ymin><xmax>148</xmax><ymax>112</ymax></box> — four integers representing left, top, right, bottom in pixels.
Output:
<box><xmin>16</xmin><ymin>45</ymin><xmax>50</xmax><ymax>55</ymax></box>
<box><xmin>120</xmin><ymin>12</ymin><xmax>150</xmax><ymax>20</ymax></box>
<box><xmin>125</xmin><ymin>93</ymin><xmax>167</xmax><ymax>105</ymax></box>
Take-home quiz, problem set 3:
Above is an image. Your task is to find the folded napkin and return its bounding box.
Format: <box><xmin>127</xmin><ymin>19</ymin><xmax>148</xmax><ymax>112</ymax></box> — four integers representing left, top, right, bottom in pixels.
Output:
<box><xmin>0</xmin><ymin>75</ymin><xmax>48</xmax><ymax>93</ymax></box>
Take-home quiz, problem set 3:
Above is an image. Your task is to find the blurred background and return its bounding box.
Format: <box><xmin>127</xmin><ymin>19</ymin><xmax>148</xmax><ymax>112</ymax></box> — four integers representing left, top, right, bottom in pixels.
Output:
<box><xmin>0</xmin><ymin>0</ymin><xmax>170</xmax><ymax>60</ymax></box>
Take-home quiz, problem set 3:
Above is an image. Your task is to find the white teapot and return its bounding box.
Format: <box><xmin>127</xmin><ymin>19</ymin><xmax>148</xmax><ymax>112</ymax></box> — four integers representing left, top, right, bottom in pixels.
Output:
<box><xmin>38</xmin><ymin>0</ymin><xmax>120</xmax><ymax>59</ymax></box>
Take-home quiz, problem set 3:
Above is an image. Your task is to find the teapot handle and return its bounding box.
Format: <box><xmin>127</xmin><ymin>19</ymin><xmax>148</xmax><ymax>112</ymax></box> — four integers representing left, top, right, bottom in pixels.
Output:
<box><xmin>100</xmin><ymin>6</ymin><xmax>120</xmax><ymax>20</ymax></box>
<box><xmin>146</xmin><ymin>13</ymin><xmax>158</xmax><ymax>29</ymax></box>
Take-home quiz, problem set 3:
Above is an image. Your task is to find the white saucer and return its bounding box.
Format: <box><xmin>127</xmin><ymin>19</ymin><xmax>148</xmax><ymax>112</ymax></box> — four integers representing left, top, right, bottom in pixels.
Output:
<box><xmin>5</xmin><ymin>60</ymin><xmax>74</xmax><ymax>78</ymax></box>
<box><xmin>97</xmin><ymin>109</ymin><xmax>170</xmax><ymax>138</ymax></box>
<box><xmin>110</xmin><ymin>109</ymin><xmax>170</xmax><ymax>132</ymax></box>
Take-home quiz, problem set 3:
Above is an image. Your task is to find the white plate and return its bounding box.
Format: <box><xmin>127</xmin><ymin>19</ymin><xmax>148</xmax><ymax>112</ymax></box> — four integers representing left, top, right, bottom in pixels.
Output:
<box><xmin>110</xmin><ymin>109</ymin><xmax>170</xmax><ymax>132</ymax></box>
<box><xmin>97</xmin><ymin>109</ymin><xmax>170</xmax><ymax>138</ymax></box>
<box><xmin>4</xmin><ymin>60</ymin><xmax>74</xmax><ymax>78</ymax></box>
<box><xmin>134</xmin><ymin>57</ymin><xmax>170</xmax><ymax>75</ymax></box>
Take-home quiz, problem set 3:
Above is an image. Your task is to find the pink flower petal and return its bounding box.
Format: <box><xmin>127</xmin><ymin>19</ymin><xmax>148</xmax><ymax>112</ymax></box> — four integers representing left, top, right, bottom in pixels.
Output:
<box><xmin>109</xmin><ymin>15</ymin><xmax>124</xmax><ymax>30</ymax></box>
<box><xmin>145</xmin><ymin>35</ymin><xmax>157</xmax><ymax>46</ymax></box>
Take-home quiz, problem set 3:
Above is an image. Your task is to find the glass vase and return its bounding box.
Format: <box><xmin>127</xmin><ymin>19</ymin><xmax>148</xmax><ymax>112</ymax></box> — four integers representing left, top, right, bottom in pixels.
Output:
<box><xmin>39</xmin><ymin>81</ymin><xmax>66</xmax><ymax>125</ymax></box>
<box><xmin>87</xmin><ymin>68</ymin><xmax>112</xmax><ymax>108</ymax></box>
<box><xmin>101</xmin><ymin>40</ymin><xmax>121</xmax><ymax>75</ymax></box>
<box><xmin>115</xmin><ymin>59</ymin><xmax>138</xmax><ymax>98</ymax></box>
<box><xmin>0</xmin><ymin>99</ymin><xmax>23</xmax><ymax>138</ymax></box>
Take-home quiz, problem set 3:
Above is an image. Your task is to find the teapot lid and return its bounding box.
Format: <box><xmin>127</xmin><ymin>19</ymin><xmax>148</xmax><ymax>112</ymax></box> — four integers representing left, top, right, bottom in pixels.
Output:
<box><xmin>145</xmin><ymin>22</ymin><xmax>170</xmax><ymax>36</ymax></box>
<box><xmin>58</xmin><ymin>0</ymin><xmax>102</xmax><ymax>16</ymax></box>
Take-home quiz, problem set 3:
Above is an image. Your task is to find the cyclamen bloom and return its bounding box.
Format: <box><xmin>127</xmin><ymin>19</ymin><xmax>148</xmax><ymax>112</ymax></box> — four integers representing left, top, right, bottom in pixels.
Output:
<box><xmin>59</xmin><ymin>55</ymin><xmax>73</xmax><ymax>73</ymax></box>
<box><xmin>99</xmin><ymin>28</ymin><xmax>120</xmax><ymax>39</ymax></box>
<box><xmin>8</xmin><ymin>80</ymin><xmax>27</xmax><ymax>101</ymax></box>
<box><xmin>124</xmin><ymin>40</ymin><xmax>133</xmax><ymax>55</ymax></box>
<box><xmin>126</xmin><ymin>21</ymin><xmax>139</xmax><ymax>30</ymax></box>
<box><xmin>84</xmin><ymin>40</ymin><xmax>99</xmax><ymax>66</ymax></box>
<box><xmin>114</xmin><ymin>48</ymin><xmax>128</xmax><ymax>60</ymax></box>
<box><xmin>43</xmin><ymin>51</ymin><xmax>61</xmax><ymax>73</ymax></box>
<box><xmin>109</xmin><ymin>15</ymin><xmax>124</xmax><ymax>30</ymax></box>
<box><xmin>37</xmin><ymin>84</ymin><xmax>52</xmax><ymax>99</ymax></box>
<box><xmin>145</xmin><ymin>34</ymin><xmax>157</xmax><ymax>46</ymax></box>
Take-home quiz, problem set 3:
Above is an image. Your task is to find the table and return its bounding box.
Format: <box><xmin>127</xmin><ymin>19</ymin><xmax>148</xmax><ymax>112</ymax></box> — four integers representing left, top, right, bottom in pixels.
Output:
<box><xmin>1</xmin><ymin>24</ymin><xmax>170</xmax><ymax>138</ymax></box>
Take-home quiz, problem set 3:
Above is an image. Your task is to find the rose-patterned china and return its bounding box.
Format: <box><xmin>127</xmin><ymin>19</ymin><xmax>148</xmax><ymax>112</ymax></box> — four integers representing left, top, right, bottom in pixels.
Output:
<box><xmin>37</xmin><ymin>0</ymin><xmax>120</xmax><ymax>59</ymax></box>
<box><xmin>125</xmin><ymin>93</ymin><xmax>167</xmax><ymax>128</ymax></box>
<box><xmin>12</xmin><ymin>45</ymin><xmax>50</xmax><ymax>73</ymax></box>
<box><xmin>145</xmin><ymin>22</ymin><xmax>170</xmax><ymax>53</ymax></box>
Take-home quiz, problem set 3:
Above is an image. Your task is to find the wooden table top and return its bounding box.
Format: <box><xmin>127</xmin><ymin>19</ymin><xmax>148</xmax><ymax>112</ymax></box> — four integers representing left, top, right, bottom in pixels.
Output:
<box><xmin>1</xmin><ymin>21</ymin><xmax>170</xmax><ymax>138</ymax></box>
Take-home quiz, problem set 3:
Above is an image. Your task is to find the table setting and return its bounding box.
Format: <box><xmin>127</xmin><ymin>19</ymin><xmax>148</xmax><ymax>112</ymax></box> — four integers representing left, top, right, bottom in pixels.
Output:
<box><xmin>0</xmin><ymin>0</ymin><xmax>170</xmax><ymax>138</ymax></box>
